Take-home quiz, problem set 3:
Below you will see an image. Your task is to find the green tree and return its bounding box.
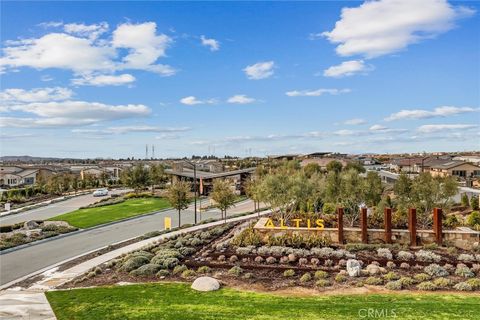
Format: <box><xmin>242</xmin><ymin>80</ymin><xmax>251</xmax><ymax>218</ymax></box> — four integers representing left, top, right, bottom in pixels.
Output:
<box><xmin>393</xmin><ymin>173</ymin><xmax>413</xmax><ymax>212</ymax></box>
<box><xmin>345</xmin><ymin>161</ymin><xmax>366</xmax><ymax>173</ymax></box>
<box><xmin>121</xmin><ymin>164</ymin><xmax>151</xmax><ymax>193</ymax></box>
<box><xmin>363</xmin><ymin>171</ymin><xmax>383</xmax><ymax>207</ymax></box>
<box><xmin>338</xmin><ymin>169</ymin><xmax>365</xmax><ymax>226</ymax></box>
<box><xmin>166</xmin><ymin>181</ymin><xmax>191</xmax><ymax>227</ymax></box>
<box><xmin>461</xmin><ymin>193</ymin><xmax>470</xmax><ymax>207</ymax></box>
<box><xmin>150</xmin><ymin>164</ymin><xmax>166</xmax><ymax>194</ymax></box>
<box><xmin>303</xmin><ymin>163</ymin><xmax>322</xmax><ymax>178</ymax></box>
<box><xmin>324</xmin><ymin>170</ymin><xmax>341</xmax><ymax>204</ymax></box>
<box><xmin>211</xmin><ymin>179</ymin><xmax>236</xmax><ymax>222</ymax></box>
<box><xmin>259</xmin><ymin>172</ymin><xmax>292</xmax><ymax>219</ymax></box>
<box><xmin>245</xmin><ymin>178</ymin><xmax>263</xmax><ymax>213</ymax></box>
<box><xmin>471</xmin><ymin>195</ymin><xmax>479</xmax><ymax>210</ymax></box>
<box><xmin>326</xmin><ymin>160</ymin><xmax>343</xmax><ymax>174</ymax></box>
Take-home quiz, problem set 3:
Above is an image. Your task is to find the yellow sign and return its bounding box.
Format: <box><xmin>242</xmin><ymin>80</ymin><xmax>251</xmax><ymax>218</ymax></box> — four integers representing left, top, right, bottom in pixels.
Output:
<box><xmin>164</xmin><ymin>217</ymin><xmax>172</xmax><ymax>230</ymax></box>
<box><xmin>265</xmin><ymin>218</ymin><xmax>324</xmax><ymax>230</ymax></box>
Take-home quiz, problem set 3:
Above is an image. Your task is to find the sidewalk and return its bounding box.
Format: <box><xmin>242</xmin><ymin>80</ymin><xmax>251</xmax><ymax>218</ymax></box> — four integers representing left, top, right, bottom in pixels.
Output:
<box><xmin>0</xmin><ymin>209</ymin><xmax>271</xmax><ymax>320</ymax></box>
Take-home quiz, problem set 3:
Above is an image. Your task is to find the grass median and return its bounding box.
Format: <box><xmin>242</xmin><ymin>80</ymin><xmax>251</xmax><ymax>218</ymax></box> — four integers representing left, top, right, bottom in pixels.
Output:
<box><xmin>46</xmin><ymin>282</ymin><xmax>480</xmax><ymax>320</ymax></box>
<box><xmin>48</xmin><ymin>197</ymin><xmax>170</xmax><ymax>229</ymax></box>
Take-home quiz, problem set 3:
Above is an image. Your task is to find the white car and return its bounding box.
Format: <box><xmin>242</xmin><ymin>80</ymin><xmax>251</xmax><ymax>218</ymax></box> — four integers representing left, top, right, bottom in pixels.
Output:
<box><xmin>93</xmin><ymin>188</ymin><xmax>109</xmax><ymax>197</ymax></box>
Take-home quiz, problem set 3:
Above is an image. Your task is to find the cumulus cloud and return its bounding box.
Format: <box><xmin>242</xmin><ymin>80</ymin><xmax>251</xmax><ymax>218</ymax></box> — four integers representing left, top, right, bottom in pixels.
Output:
<box><xmin>0</xmin><ymin>21</ymin><xmax>176</xmax><ymax>83</ymax></box>
<box><xmin>200</xmin><ymin>35</ymin><xmax>220</xmax><ymax>51</ymax></box>
<box><xmin>180</xmin><ymin>96</ymin><xmax>216</xmax><ymax>105</ymax></box>
<box><xmin>243</xmin><ymin>61</ymin><xmax>275</xmax><ymax>80</ymax></box>
<box><xmin>322</xmin><ymin>0</ymin><xmax>475</xmax><ymax>58</ymax></box>
<box><xmin>71</xmin><ymin>73</ymin><xmax>136</xmax><ymax>86</ymax></box>
<box><xmin>285</xmin><ymin>88</ymin><xmax>351</xmax><ymax>97</ymax></box>
<box><xmin>227</xmin><ymin>94</ymin><xmax>256</xmax><ymax>104</ymax></box>
<box><xmin>0</xmin><ymin>87</ymin><xmax>73</xmax><ymax>102</ymax></box>
<box><xmin>343</xmin><ymin>118</ymin><xmax>366</xmax><ymax>125</ymax></box>
<box><xmin>323</xmin><ymin>60</ymin><xmax>372</xmax><ymax>77</ymax></box>
<box><xmin>385</xmin><ymin>106</ymin><xmax>478</xmax><ymax>121</ymax></box>
<box><xmin>417</xmin><ymin>124</ymin><xmax>478</xmax><ymax>133</ymax></box>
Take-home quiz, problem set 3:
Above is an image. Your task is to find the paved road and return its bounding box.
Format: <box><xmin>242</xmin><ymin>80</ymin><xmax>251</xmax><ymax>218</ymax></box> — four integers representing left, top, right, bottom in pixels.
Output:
<box><xmin>0</xmin><ymin>189</ymin><xmax>130</xmax><ymax>226</ymax></box>
<box><xmin>0</xmin><ymin>199</ymin><xmax>261</xmax><ymax>286</ymax></box>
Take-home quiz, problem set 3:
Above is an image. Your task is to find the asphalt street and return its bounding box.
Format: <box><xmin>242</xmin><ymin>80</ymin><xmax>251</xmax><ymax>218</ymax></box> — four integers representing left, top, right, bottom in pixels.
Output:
<box><xmin>0</xmin><ymin>199</ymin><xmax>260</xmax><ymax>286</ymax></box>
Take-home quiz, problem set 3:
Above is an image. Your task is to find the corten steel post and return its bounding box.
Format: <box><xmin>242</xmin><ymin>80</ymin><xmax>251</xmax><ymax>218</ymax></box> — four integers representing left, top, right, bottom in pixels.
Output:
<box><xmin>408</xmin><ymin>208</ymin><xmax>417</xmax><ymax>246</ymax></box>
<box><xmin>433</xmin><ymin>208</ymin><xmax>443</xmax><ymax>246</ymax></box>
<box><xmin>384</xmin><ymin>207</ymin><xmax>392</xmax><ymax>244</ymax></box>
<box><xmin>360</xmin><ymin>207</ymin><xmax>368</xmax><ymax>244</ymax></box>
<box><xmin>337</xmin><ymin>207</ymin><xmax>344</xmax><ymax>244</ymax></box>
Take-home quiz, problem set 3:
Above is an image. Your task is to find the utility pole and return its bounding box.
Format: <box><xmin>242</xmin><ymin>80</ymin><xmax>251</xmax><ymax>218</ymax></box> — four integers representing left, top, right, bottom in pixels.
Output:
<box><xmin>152</xmin><ymin>145</ymin><xmax>155</xmax><ymax>159</ymax></box>
<box><xmin>183</xmin><ymin>160</ymin><xmax>198</xmax><ymax>225</ymax></box>
<box><xmin>145</xmin><ymin>144</ymin><xmax>148</xmax><ymax>160</ymax></box>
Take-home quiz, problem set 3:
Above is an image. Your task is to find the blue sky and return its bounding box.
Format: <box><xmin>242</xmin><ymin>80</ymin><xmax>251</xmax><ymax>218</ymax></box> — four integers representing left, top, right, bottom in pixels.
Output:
<box><xmin>1</xmin><ymin>1</ymin><xmax>479</xmax><ymax>158</ymax></box>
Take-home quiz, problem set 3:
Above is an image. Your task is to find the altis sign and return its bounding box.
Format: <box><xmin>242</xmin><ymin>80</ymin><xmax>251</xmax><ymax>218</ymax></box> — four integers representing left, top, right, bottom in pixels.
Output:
<box><xmin>264</xmin><ymin>218</ymin><xmax>325</xmax><ymax>230</ymax></box>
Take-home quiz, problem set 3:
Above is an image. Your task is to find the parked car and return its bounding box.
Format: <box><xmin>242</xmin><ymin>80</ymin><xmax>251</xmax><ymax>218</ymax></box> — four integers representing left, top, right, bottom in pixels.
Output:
<box><xmin>93</xmin><ymin>188</ymin><xmax>109</xmax><ymax>197</ymax></box>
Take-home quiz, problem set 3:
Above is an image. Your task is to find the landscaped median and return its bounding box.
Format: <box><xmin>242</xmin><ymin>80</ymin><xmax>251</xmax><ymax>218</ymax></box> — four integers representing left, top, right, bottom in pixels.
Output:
<box><xmin>47</xmin><ymin>196</ymin><xmax>170</xmax><ymax>229</ymax></box>
<box><xmin>46</xmin><ymin>282</ymin><xmax>480</xmax><ymax>320</ymax></box>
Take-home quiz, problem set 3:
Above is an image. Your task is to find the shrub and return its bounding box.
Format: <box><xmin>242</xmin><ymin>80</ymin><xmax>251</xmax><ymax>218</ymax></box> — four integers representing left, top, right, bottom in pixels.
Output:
<box><xmin>400</xmin><ymin>263</ymin><xmax>410</xmax><ymax>269</ymax></box>
<box><xmin>465</xmin><ymin>278</ymin><xmax>480</xmax><ymax>290</ymax></box>
<box><xmin>417</xmin><ymin>281</ymin><xmax>437</xmax><ymax>291</ymax></box>
<box><xmin>414</xmin><ymin>273</ymin><xmax>431</xmax><ymax>282</ymax></box>
<box><xmin>423</xmin><ymin>243</ymin><xmax>438</xmax><ymax>250</ymax></box>
<box><xmin>243</xmin><ymin>273</ymin><xmax>253</xmax><ymax>279</ymax></box>
<box><xmin>458</xmin><ymin>254</ymin><xmax>475</xmax><ymax>262</ymax></box>
<box><xmin>397</xmin><ymin>251</ymin><xmax>414</xmax><ymax>261</ymax></box>
<box><xmin>162</xmin><ymin>257</ymin><xmax>180</xmax><ymax>269</ymax></box>
<box><xmin>386</xmin><ymin>261</ymin><xmax>396</xmax><ymax>269</ymax></box>
<box><xmin>254</xmin><ymin>256</ymin><xmax>264</xmax><ymax>263</ymax></box>
<box><xmin>236</xmin><ymin>246</ymin><xmax>256</xmax><ymax>255</ymax></box>
<box><xmin>283</xmin><ymin>269</ymin><xmax>295</xmax><ymax>277</ymax></box>
<box><xmin>415</xmin><ymin>250</ymin><xmax>441</xmax><ymax>263</ymax></box>
<box><xmin>385</xmin><ymin>280</ymin><xmax>402</xmax><ymax>290</ymax></box>
<box><xmin>446</xmin><ymin>247</ymin><xmax>458</xmax><ymax>256</ymax></box>
<box><xmin>178</xmin><ymin>247</ymin><xmax>196</xmax><ymax>256</ymax></box>
<box><xmin>156</xmin><ymin>269</ymin><xmax>169</xmax><ymax>277</ymax></box>
<box><xmin>365</xmin><ymin>277</ymin><xmax>383</xmax><ymax>285</ymax></box>
<box><xmin>130</xmin><ymin>264</ymin><xmax>162</xmax><ymax>276</ymax></box>
<box><xmin>399</xmin><ymin>277</ymin><xmax>415</xmax><ymax>288</ymax></box>
<box><xmin>266</xmin><ymin>256</ymin><xmax>277</xmax><ymax>264</ymax></box>
<box><xmin>377</xmin><ymin>248</ymin><xmax>393</xmax><ymax>260</ymax></box>
<box><xmin>300</xmin><ymin>272</ymin><xmax>312</xmax><ymax>283</ymax></box>
<box><xmin>311</xmin><ymin>258</ymin><xmax>320</xmax><ymax>266</ymax></box>
<box><xmin>471</xmin><ymin>196</ymin><xmax>479</xmax><ymax>210</ymax></box>
<box><xmin>322</xmin><ymin>203</ymin><xmax>336</xmax><ymax>215</ymax></box>
<box><xmin>466</xmin><ymin>211</ymin><xmax>480</xmax><ymax>227</ymax></box>
<box><xmin>121</xmin><ymin>256</ymin><xmax>150</xmax><ymax>272</ymax></box>
<box><xmin>94</xmin><ymin>267</ymin><xmax>102</xmax><ymax>275</ymax></box>
<box><xmin>444</xmin><ymin>215</ymin><xmax>460</xmax><ymax>228</ymax></box>
<box><xmin>383</xmin><ymin>272</ymin><xmax>400</xmax><ymax>281</ymax></box>
<box><xmin>197</xmin><ymin>266</ymin><xmax>211</xmax><ymax>274</ymax></box>
<box><xmin>455</xmin><ymin>266</ymin><xmax>474</xmax><ymax>278</ymax></box>
<box><xmin>424</xmin><ymin>264</ymin><xmax>449</xmax><ymax>277</ymax></box>
<box><xmin>314</xmin><ymin>270</ymin><xmax>328</xmax><ymax>279</ymax></box>
<box><xmin>311</xmin><ymin>247</ymin><xmax>334</xmax><ymax>258</ymax></box>
<box><xmin>229</xmin><ymin>255</ymin><xmax>239</xmax><ymax>263</ymax></box>
<box><xmin>298</xmin><ymin>258</ymin><xmax>308</xmax><ymax>266</ymax></box>
<box><xmin>128</xmin><ymin>250</ymin><xmax>154</xmax><ymax>260</ymax></box>
<box><xmin>231</xmin><ymin>227</ymin><xmax>262</xmax><ymax>247</ymax></box>
<box><xmin>433</xmin><ymin>277</ymin><xmax>453</xmax><ymax>288</ymax></box>
<box><xmin>217</xmin><ymin>255</ymin><xmax>226</xmax><ymax>262</ymax></box>
<box><xmin>181</xmin><ymin>269</ymin><xmax>196</xmax><ymax>279</ymax></box>
<box><xmin>335</xmin><ymin>273</ymin><xmax>347</xmax><ymax>283</ymax></box>
<box><xmin>228</xmin><ymin>266</ymin><xmax>243</xmax><ymax>276</ymax></box>
<box><xmin>315</xmin><ymin>279</ymin><xmax>330</xmax><ymax>287</ymax></box>
<box><xmin>454</xmin><ymin>282</ymin><xmax>473</xmax><ymax>291</ymax></box>
<box><xmin>172</xmin><ymin>265</ymin><xmax>188</xmax><ymax>275</ymax></box>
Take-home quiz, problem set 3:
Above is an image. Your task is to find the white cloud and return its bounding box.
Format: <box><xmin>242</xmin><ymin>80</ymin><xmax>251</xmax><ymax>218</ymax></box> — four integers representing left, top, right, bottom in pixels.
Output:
<box><xmin>369</xmin><ymin>124</ymin><xmax>387</xmax><ymax>131</ymax></box>
<box><xmin>243</xmin><ymin>61</ymin><xmax>275</xmax><ymax>80</ymax></box>
<box><xmin>200</xmin><ymin>35</ymin><xmax>220</xmax><ymax>51</ymax></box>
<box><xmin>180</xmin><ymin>96</ymin><xmax>216</xmax><ymax>105</ymax></box>
<box><xmin>64</xmin><ymin>22</ymin><xmax>109</xmax><ymax>40</ymax></box>
<box><xmin>72</xmin><ymin>73</ymin><xmax>136</xmax><ymax>86</ymax></box>
<box><xmin>322</xmin><ymin>0</ymin><xmax>475</xmax><ymax>58</ymax></box>
<box><xmin>0</xmin><ymin>21</ymin><xmax>176</xmax><ymax>80</ymax></box>
<box><xmin>334</xmin><ymin>129</ymin><xmax>356</xmax><ymax>136</ymax></box>
<box><xmin>343</xmin><ymin>118</ymin><xmax>366</xmax><ymax>125</ymax></box>
<box><xmin>227</xmin><ymin>94</ymin><xmax>256</xmax><ymax>104</ymax></box>
<box><xmin>107</xmin><ymin>125</ymin><xmax>190</xmax><ymax>134</ymax></box>
<box><xmin>323</xmin><ymin>60</ymin><xmax>372</xmax><ymax>77</ymax></box>
<box><xmin>286</xmin><ymin>88</ymin><xmax>351</xmax><ymax>97</ymax></box>
<box><xmin>0</xmin><ymin>101</ymin><xmax>150</xmax><ymax>128</ymax></box>
<box><xmin>385</xmin><ymin>106</ymin><xmax>478</xmax><ymax>121</ymax></box>
<box><xmin>0</xmin><ymin>87</ymin><xmax>73</xmax><ymax>102</ymax></box>
<box><xmin>417</xmin><ymin>124</ymin><xmax>478</xmax><ymax>133</ymax></box>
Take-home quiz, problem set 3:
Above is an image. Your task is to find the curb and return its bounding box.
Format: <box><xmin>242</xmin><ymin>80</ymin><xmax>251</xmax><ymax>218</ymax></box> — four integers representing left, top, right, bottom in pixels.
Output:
<box><xmin>0</xmin><ymin>206</ymin><xmax>175</xmax><ymax>255</ymax></box>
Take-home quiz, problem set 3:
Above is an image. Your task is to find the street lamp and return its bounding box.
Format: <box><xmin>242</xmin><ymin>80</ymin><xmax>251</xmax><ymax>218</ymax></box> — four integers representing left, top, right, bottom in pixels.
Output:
<box><xmin>182</xmin><ymin>160</ymin><xmax>198</xmax><ymax>225</ymax></box>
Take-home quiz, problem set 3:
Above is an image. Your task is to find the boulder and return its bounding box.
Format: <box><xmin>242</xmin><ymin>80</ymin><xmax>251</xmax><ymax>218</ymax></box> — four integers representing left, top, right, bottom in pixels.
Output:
<box><xmin>346</xmin><ymin>259</ymin><xmax>361</xmax><ymax>277</ymax></box>
<box><xmin>24</xmin><ymin>220</ymin><xmax>39</xmax><ymax>230</ymax></box>
<box><xmin>366</xmin><ymin>264</ymin><xmax>380</xmax><ymax>275</ymax></box>
<box><xmin>191</xmin><ymin>277</ymin><xmax>220</xmax><ymax>292</ymax></box>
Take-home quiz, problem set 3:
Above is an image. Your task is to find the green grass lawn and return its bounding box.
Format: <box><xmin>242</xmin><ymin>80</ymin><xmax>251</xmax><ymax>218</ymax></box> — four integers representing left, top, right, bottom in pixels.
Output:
<box><xmin>48</xmin><ymin>197</ymin><xmax>170</xmax><ymax>229</ymax></box>
<box><xmin>46</xmin><ymin>282</ymin><xmax>480</xmax><ymax>320</ymax></box>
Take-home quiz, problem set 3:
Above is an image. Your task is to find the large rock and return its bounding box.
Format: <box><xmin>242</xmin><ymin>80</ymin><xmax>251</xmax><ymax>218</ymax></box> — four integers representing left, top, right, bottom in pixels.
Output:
<box><xmin>346</xmin><ymin>259</ymin><xmax>361</xmax><ymax>277</ymax></box>
<box><xmin>191</xmin><ymin>277</ymin><xmax>220</xmax><ymax>292</ymax></box>
<box><xmin>24</xmin><ymin>220</ymin><xmax>39</xmax><ymax>230</ymax></box>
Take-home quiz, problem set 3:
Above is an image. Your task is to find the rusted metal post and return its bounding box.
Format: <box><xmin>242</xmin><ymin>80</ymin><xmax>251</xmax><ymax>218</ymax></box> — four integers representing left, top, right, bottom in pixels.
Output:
<box><xmin>384</xmin><ymin>207</ymin><xmax>392</xmax><ymax>244</ymax></box>
<box><xmin>433</xmin><ymin>208</ymin><xmax>443</xmax><ymax>246</ymax></box>
<box><xmin>337</xmin><ymin>207</ymin><xmax>344</xmax><ymax>244</ymax></box>
<box><xmin>361</xmin><ymin>207</ymin><xmax>368</xmax><ymax>243</ymax></box>
<box><xmin>408</xmin><ymin>208</ymin><xmax>417</xmax><ymax>246</ymax></box>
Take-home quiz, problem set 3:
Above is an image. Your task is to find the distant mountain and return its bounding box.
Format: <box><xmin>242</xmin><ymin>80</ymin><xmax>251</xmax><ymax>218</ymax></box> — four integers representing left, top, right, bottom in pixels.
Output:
<box><xmin>0</xmin><ymin>155</ymin><xmax>80</xmax><ymax>162</ymax></box>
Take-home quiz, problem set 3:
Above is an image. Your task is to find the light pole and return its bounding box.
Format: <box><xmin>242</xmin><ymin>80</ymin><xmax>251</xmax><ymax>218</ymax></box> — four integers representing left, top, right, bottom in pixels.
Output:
<box><xmin>183</xmin><ymin>160</ymin><xmax>198</xmax><ymax>225</ymax></box>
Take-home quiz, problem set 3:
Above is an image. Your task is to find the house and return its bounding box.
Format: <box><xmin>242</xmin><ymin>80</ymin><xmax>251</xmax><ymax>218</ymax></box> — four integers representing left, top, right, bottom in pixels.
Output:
<box><xmin>429</xmin><ymin>161</ymin><xmax>480</xmax><ymax>179</ymax></box>
<box><xmin>0</xmin><ymin>166</ymin><xmax>54</xmax><ymax>187</ymax></box>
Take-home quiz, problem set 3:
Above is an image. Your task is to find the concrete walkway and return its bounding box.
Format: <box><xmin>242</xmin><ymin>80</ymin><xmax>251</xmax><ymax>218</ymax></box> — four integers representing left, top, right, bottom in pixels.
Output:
<box><xmin>0</xmin><ymin>209</ymin><xmax>271</xmax><ymax>320</ymax></box>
